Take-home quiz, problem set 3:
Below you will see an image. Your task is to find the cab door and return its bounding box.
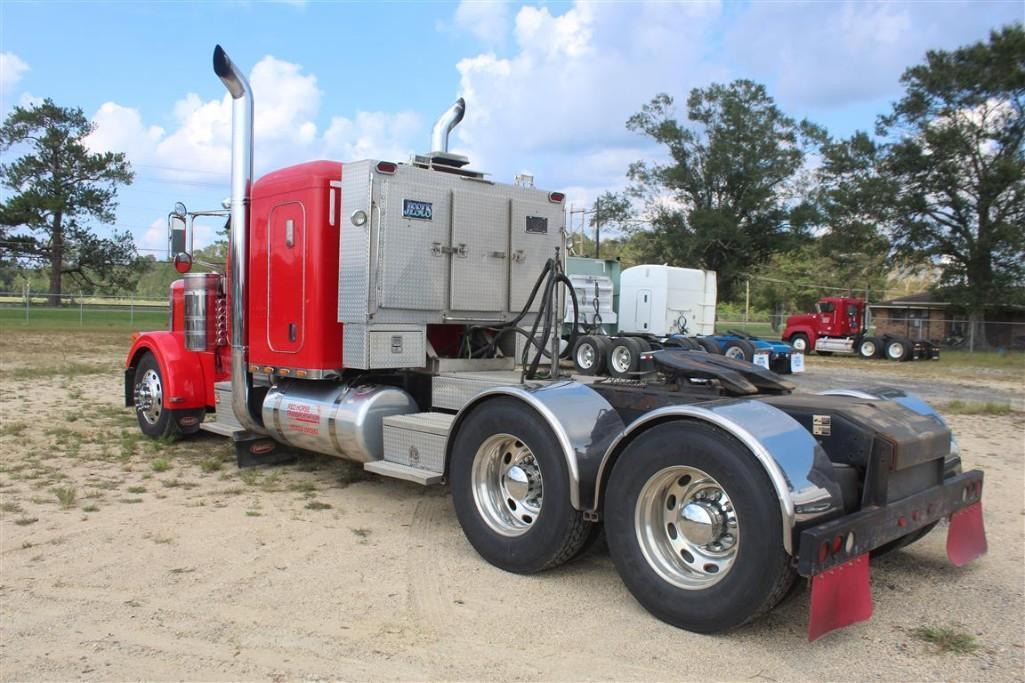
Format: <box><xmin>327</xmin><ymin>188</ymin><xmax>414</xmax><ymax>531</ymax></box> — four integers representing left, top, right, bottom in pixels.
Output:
<box><xmin>267</xmin><ymin>201</ymin><xmax>305</xmax><ymax>353</ymax></box>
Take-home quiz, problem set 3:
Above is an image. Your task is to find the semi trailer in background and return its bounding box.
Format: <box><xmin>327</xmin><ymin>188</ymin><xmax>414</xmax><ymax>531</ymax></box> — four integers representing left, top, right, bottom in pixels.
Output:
<box><xmin>125</xmin><ymin>45</ymin><xmax>986</xmax><ymax>642</ymax></box>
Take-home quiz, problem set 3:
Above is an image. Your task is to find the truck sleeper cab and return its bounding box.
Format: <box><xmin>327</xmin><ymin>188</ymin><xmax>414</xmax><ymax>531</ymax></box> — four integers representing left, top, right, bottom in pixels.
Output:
<box><xmin>125</xmin><ymin>45</ymin><xmax>986</xmax><ymax>643</ymax></box>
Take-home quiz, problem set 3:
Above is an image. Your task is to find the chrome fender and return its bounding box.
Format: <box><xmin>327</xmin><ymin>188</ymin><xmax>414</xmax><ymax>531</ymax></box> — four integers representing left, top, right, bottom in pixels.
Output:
<box><xmin>593</xmin><ymin>399</ymin><xmax>842</xmax><ymax>555</ymax></box>
<box><xmin>444</xmin><ymin>381</ymin><xmax>625</xmax><ymax>510</ymax></box>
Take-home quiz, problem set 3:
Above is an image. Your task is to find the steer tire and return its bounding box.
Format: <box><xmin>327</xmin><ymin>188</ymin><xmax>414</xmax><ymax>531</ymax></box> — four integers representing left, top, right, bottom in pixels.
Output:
<box><xmin>604</xmin><ymin>421</ymin><xmax>795</xmax><ymax>633</ymax></box>
<box><xmin>132</xmin><ymin>352</ymin><xmax>182</xmax><ymax>441</ymax></box>
<box><xmin>572</xmin><ymin>335</ymin><xmax>605</xmax><ymax>375</ymax></box>
<box><xmin>450</xmin><ymin>398</ymin><xmax>592</xmax><ymax>574</ymax></box>
<box><xmin>858</xmin><ymin>337</ymin><xmax>881</xmax><ymax>359</ymax></box>
<box><xmin>789</xmin><ymin>333</ymin><xmax>810</xmax><ymax>354</ymax></box>
<box><xmin>885</xmin><ymin>337</ymin><xmax>912</xmax><ymax>362</ymax></box>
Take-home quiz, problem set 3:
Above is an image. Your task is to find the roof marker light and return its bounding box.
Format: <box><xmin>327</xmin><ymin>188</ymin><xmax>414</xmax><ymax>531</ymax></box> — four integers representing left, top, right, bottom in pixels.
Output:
<box><xmin>548</xmin><ymin>191</ymin><xmax>565</xmax><ymax>203</ymax></box>
<box><xmin>376</xmin><ymin>161</ymin><xmax>397</xmax><ymax>174</ymax></box>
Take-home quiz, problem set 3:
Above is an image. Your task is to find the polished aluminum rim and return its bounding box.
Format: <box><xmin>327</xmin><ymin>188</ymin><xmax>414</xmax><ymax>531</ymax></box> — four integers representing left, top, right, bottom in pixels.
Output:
<box><xmin>887</xmin><ymin>342</ymin><xmax>904</xmax><ymax>359</ymax></box>
<box><xmin>610</xmin><ymin>345</ymin><xmax>633</xmax><ymax>374</ymax></box>
<box><xmin>634</xmin><ymin>465</ymin><xmax>739</xmax><ymax>590</ymax></box>
<box><xmin>576</xmin><ymin>342</ymin><xmax>596</xmax><ymax>370</ymax></box>
<box><xmin>724</xmin><ymin>346</ymin><xmax>745</xmax><ymax>360</ymax></box>
<box><xmin>860</xmin><ymin>341</ymin><xmax>876</xmax><ymax>356</ymax></box>
<box><xmin>471</xmin><ymin>434</ymin><xmax>543</xmax><ymax>537</ymax></box>
<box><xmin>134</xmin><ymin>368</ymin><xmax>163</xmax><ymax>425</ymax></box>
<box><xmin>791</xmin><ymin>337</ymin><xmax>807</xmax><ymax>352</ymax></box>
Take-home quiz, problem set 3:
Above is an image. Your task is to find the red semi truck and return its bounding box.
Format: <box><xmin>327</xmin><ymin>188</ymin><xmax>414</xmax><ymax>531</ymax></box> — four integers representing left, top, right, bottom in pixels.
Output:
<box><xmin>124</xmin><ymin>46</ymin><xmax>985</xmax><ymax>641</ymax></box>
<box><xmin>782</xmin><ymin>296</ymin><xmax>940</xmax><ymax>361</ymax></box>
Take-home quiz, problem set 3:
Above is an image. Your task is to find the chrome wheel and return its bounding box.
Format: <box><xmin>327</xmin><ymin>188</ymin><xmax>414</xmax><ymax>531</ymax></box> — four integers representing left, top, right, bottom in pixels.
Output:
<box><xmin>887</xmin><ymin>342</ymin><xmax>904</xmax><ymax>360</ymax></box>
<box><xmin>634</xmin><ymin>465</ymin><xmax>739</xmax><ymax>590</ymax></box>
<box><xmin>471</xmin><ymin>433</ymin><xmax>543</xmax><ymax>537</ymax></box>
<box><xmin>791</xmin><ymin>337</ymin><xmax>807</xmax><ymax>352</ymax></box>
<box><xmin>576</xmin><ymin>342</ymin><xmax>596</xmax><ymax>370</ymax></box>
<box><xmin>134</xmin><ymin>368</ymin><xmax>163</xmax><ymax>425</ymax></box>
<box><xmin>860</xmin><ymin>341</ymin><xmax>877</xmax><ymax>357</ymax></box>
<box><xmin>610</xmin><ymin>345</ymin><xmax>633</xmax><ymax>374</ymax></box>
<box><xmin>723</xmin><ymin>346</ymin><xmax>745</xmax><ymax>360</ymax></box>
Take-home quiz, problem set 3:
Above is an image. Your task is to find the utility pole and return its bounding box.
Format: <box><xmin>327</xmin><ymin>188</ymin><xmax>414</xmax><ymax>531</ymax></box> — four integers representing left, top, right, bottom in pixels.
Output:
<box><xmin>594</xmin><ymin>197</ymin><xmax>601</xmax><ymax>259</ymax></box>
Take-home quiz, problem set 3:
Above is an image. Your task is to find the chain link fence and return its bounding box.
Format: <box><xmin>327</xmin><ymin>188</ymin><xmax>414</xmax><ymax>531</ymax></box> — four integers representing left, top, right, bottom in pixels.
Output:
<box><xmin>0</xmin><ymin>288</ymin><xmax>168</xmax><ymax>328</ymax></box>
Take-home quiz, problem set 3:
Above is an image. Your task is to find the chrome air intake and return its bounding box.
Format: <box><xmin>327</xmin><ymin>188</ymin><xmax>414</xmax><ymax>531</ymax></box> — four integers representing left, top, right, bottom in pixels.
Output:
<box><xmin>213</xmin><ymin>44</ymin><xmax>263</xmax><ymax>433</ymax></box>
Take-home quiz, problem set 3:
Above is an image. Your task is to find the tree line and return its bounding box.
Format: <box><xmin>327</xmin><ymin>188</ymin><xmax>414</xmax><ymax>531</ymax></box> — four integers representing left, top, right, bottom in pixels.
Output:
<box><xmin>1</xmin><ymin>26</ymin><xmax>1022</xmax><ymax>317</ymax></box>
<box><xmin>588</xmin><ymin>25</ymin><xmax>1024</xmax><ymax>321</ymax></box>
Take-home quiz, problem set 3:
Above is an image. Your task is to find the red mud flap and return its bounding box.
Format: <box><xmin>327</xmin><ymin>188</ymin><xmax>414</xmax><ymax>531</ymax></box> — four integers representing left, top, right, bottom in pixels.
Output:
<box><xmin>808</xmin><ymin>554</ymin><xmax>872</xmax><ymax>642</ymax></box>
<box><xmin>947</xmin><ymin>502</ymin><xmax>987</xmax><ymax>567</ymax></box>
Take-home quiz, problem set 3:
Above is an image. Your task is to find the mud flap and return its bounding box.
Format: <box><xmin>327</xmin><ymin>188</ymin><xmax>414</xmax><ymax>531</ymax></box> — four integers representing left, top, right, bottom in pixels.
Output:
<box><xmin>234</xmin><ymin>433</ymin><xmax>297</xmax><ymax>468</ymax></box>
<box><xmin>808</xmin><ymin>553</ymin><xmax>872</xmax><ymax>642</ymax></box>
<box><xmin>946</xmin><ymin>502</ymin><xmax>987</xmax><ymax>567</ymax></box>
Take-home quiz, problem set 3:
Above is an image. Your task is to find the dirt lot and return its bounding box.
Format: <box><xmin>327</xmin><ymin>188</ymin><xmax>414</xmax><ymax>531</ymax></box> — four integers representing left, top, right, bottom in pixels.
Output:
<box><xmin>1</xmin><ymin>329</ymin><xmax>1023</xmax><ymax>681</ymax></box>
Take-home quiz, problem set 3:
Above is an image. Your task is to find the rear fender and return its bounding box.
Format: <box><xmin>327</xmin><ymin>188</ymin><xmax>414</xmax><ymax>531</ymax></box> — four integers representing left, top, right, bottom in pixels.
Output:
<box><xmin>444</xmin><ymin>381</ymin><xmax>625</xmax><ymax>510</ymax></box>
<box><xmin>125</xmin><ymin>332</ymin><xmax>209</xmax><ymax>410</ymax></box>
<box><xmin>592</xmin><ymin>400</ymin><xmax>842</xmax><ymax>555</ymax></box>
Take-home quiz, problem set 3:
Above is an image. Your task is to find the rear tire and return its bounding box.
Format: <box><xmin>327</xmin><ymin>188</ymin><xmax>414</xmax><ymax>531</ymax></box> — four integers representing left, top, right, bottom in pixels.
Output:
<box><xmin>572</xmin><ymin>335</ymin><xmax>605</xmax><ymax>375</ymax></box>
<box><xmin>133</xmin><ymin>352</ymin><xmax>182</xmax><ymax>441</ymax></box>
<box><xmin>885</xmin><ymin>337</ymin><xmax>911</xmax><ymax>362</ymax></box>
<box><xmin>858</xmin><ymin>337</ymin><xmax>881</xmax><ymax>359</ymax></box>
<box><xmin>721</xmin><ymin>339</ymin><xmax>755</xmax><ymax>362</ymax></box>
<box><xmin>607</xmin><ymin>337</ymin><xmax>643</xmax><ymax>378</ymax></box>
<box><xmin>604</xmin><ymin>421</ymin><xmax>794</xmax><ymax>633</ymax></box>
<box><xmin>695</xmin><ymin>337</ymin><xmax>721</xmax><ymax>354</ymax></box>
<box><xmin>450</xmin><ymin>398</ymin><xmax>592</xmax><ymax>573</ymax></box>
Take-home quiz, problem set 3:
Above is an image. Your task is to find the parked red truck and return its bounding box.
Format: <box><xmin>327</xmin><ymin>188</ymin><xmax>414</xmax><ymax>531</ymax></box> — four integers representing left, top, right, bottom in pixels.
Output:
<box><xmin>782</xmin><ymin>296</ymin><xmax>940</xmax><ymax>361</ymax></box>
<box><xmin>124</xmin><ymin>46</ymin><xmax>984</xmax><ymax>641</ymax></box>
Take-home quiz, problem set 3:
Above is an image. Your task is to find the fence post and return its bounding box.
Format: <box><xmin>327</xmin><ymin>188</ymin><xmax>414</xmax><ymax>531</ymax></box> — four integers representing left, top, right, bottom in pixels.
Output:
<box><xmin>24</xmin><ymin>281</ymin><xmax>30</xmax><ymax>323</ymax></box>
<box><xmin>130</xmin><ymin>294</ymin><xmax>135</xmax><ymax>323</ymax></box>
<box><xmin>744</xmin><ymin>279</ymin><xmax>750</xmax><ymax>333</ymax></box>
<box><xmin>969</xmin><ymin>317</ymin><xmax>975</xmax><ymax>353</ymax></box>
<box><xmin>79</xmin><ymin>291</ymin><xmax>84</xmax><ymax>327</ymax></box>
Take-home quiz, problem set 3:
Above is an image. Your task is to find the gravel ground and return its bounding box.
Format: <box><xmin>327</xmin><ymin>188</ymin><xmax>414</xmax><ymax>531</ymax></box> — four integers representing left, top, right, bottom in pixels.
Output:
<box><xmin>1</xmin><ymin>330</ymin><xmax>1022</xmax><ymax>681</ymax></box>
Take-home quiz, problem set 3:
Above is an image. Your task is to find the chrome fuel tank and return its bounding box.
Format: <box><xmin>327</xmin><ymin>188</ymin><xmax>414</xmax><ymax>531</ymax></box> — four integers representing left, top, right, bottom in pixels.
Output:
<box><xmin>262</xmin><ymin>380</ymin><xmax>417</xmax><ymax>462</ymax></box>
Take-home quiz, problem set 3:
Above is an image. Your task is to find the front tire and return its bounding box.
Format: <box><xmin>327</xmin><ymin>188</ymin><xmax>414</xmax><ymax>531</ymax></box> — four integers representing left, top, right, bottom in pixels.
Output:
<box><xmin>604</xmin><ymin>421</ymin><xmax>794</xmax><ymax>633</ymax></box>
<box><xmin>133</xmin><ymin>352</ymin><xmax>182</xmax><ymax>440</ymax></box>
<box><xmin>450</xmin><ymin>398</ymin><xmax>592</xmax><ymax>574</ymax></box>
<box><xmin>789</xmin><ymin>333</ymin><xmax>810</xmax><ymax>353</ymax></box>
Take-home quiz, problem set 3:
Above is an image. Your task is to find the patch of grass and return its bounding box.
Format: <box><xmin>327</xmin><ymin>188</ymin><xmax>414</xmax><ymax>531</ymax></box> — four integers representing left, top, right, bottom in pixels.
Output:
<box><xmin>245</xmin><ymin>510</ymin><xmax>262</xmax><ymax>517</ymax></box>
<box><xmin>126</xmin><ymin>485</ymin><xmax>147</xmax><ymax>494</ymax></box>
<box><xmin>0</xmin><ymin>422</ymin><xmax>28</xmax><ymax>438</ymax></box>
<box><xmin>289</xmin><ymin>481</ymin><xmax>317</xmax><ymax>493</ymax></box>
<box><xmin>53</xmin><ymin>485</ymin><xmax>77</xmax><ymax>509</ymax></box>
<box><xmin>1</xmin><ymin>500</ymin><xmax>23</xmax><ymax>514</ymax></box>
<box><xmin>912</xmin><ymin>626</ymin><xmax>979</xmax><ymax>654</ymax></box>
<box><xmin>199</xmin><ymin>457</ymin><xmax>223</xmax><ymax>473</ymax></box>
<box><xmin>81</xmin><ymin>504</ymin><xmax>99</xmax><ymax>513</ymax></box>
<box><xmin>119</xmin><ymin>497</ymin><xmax>144</xmax><ymax>504</ymax></box>
<box><xmin>14</xmin><ymin>517</ymin><xmax>38</xmax><ymax>526</ymax></box>
<box><xmin>305</xmin><ymin>500</ymin><xmax>332</xmax><ymax>511</ymax></box>
<box><xmin>239</xmin><ymin>469</ymin><xmax>262</xmax><ymax>486</ymax></box>
<box><xmin>150</xmin><ymin>458</ymin><xmax>170</xmax><ymax>473</ymax></box>
<box><xmin>941</xmin><ymin>400</ymin><xmax>1016</xmax><ymax>416</ymax></box>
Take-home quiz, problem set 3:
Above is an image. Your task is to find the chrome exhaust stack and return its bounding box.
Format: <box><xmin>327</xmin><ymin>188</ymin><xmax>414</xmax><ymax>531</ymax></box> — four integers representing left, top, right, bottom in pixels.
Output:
<box><xmin>430</xmin><ymin>97</ymin><xmax>466</xmax><ymax>155</ymax></box>
<box><xmin>213</xmin><ymin>44</ymin><xmax>264</xmax><ymax>434</ymax></box>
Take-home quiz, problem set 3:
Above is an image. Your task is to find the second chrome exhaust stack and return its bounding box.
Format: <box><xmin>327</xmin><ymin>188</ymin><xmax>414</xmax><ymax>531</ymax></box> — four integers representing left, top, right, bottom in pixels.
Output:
<box><xmin>213</xmin><ymin>44</ymin><xmax>264</xmax><ymax>434</ymax></box>
<box><xmin>430</xmin><ymin>97</ymin><xmax>465</xmax><ymax>155</ymax></box>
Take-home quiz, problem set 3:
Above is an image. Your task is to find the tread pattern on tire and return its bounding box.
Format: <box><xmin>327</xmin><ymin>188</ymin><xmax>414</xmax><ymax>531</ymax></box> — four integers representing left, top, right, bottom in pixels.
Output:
<box><xmin>544</xmin><ymin>512</ymin><xmax>592</xmax><ymax>570</ymax></box>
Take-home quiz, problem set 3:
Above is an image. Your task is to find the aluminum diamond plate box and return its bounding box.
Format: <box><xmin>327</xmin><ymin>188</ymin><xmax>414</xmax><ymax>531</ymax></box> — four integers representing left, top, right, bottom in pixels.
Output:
<box><xmin>337</xmin><ymin>161</ymin><xmax>564</xmax><ymax>327</ymax></box>
<box><xmin>382</xmin><ymin>412</ymin><xmax>454</xmax><ymax>472</ymax></box>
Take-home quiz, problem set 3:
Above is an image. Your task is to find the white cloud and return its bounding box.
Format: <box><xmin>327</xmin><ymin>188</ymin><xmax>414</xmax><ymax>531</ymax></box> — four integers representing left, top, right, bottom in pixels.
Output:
<box><xmin>725</xmin><ymin>1</ymin><xmax>1017</xmax><ymax>108</ymax></box>
<box><xmin>454</xmin><ymin>0</ymin><xmax>511</xmax><ymax>45</ymax></box>
<box><xmin>453</xmin><ymin>2</ymin><xmax>725</xmax><ymax>205</ymax></box>
<box><xmin>0</xmin><ymin>52</ymin><xmax>29</xmax><ymax>95</ymax></box>
<box><xmin>85</xmin><ymin>55</ymin><xmax>423</xmax><ymax>186</ymax></box>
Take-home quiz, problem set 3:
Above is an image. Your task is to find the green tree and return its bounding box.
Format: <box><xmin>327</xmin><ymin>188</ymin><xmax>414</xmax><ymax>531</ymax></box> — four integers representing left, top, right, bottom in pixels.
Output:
<box><xmin>620</xmin><ymin>81</ymin><xmax>825</xmax><ymax>299</ymax></box>
<box><xmin>0</xmin><ymin>99</ymin><xmax>137</xmax><ymax>304</ymax></box>
<box><xmin>878</xmin><ymin>24</ymin><xmax>1025</xmax><ymax>340</ymax></box>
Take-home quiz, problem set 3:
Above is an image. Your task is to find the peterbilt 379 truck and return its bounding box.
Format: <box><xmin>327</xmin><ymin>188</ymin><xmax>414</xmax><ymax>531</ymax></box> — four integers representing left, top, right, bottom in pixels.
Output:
<box><xmin>125</xmin><ymin>46</ymin><xmax>987</xmax><ymax>641</ymax></box>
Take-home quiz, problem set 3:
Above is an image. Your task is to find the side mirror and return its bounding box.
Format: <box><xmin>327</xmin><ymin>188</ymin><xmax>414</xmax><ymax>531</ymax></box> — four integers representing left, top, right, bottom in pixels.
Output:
<box><xmin>168</xmin><ymin>214</ymin><xmax>188</xmax><ymax>259</ymax></box>
<box><xmin>173</xmin><ymin>252</ymin><xmax>193</xmax><ymax>274</ymax></box>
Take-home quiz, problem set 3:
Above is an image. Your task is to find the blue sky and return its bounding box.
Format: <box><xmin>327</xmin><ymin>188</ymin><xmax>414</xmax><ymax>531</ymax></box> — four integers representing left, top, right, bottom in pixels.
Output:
<box><xmin>1</xmin><ymin>0</ymin><xmax>1021</xmax><ymax>255</ymax></box>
